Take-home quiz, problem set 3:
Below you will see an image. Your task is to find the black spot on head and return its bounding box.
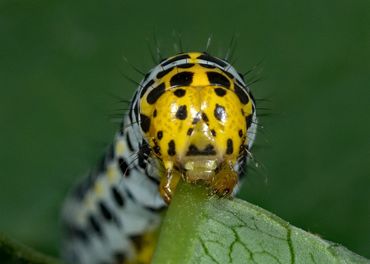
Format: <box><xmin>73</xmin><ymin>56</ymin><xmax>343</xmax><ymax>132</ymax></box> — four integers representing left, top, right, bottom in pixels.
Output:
<box><xmin>153</xmin><ymin>145</ymin><xmax>161</xmax><ymax>155</ymax></box>
<box><xmin>239</xmin><ymin>129</ymin><xmax>243</xmax><ymax>138</ymax></box>
<box><xmin>170</xmin><ymin>72</ymin><xmax>193</xmax><ymax>87</ymax></box>
<box><xmin>174</xmin><ymin>88</ymin><xmax>186</xmax><ymax>97</ymax></box>
<box><xmin>246</xmin><ymin>114</ymin><xmax>253</xmax><ymax>129</ymax></box>
<box><xmin>111</xmin><ymin>186</ymin><xmax>125</xmax><ymax>207</ymax></box>
<box><xmin>211</xmin><ymin>129</ymin><xmax>216</xmax><ymax>137</ymax></box>
<box><xmin>147</xmin><ymin>82</ymin><xmax>166</xmax><ymax>104</ymax></box>
<box><xmin>88</xmin><ymin>214</ymin><xmax>102</xmax><ymax>236</ymax></box>
<box><xmin>153</xmin><ymin>109</ymin><xmax>157</xmax><ymax>117</ymax></box>
<box><xmin>140</xmin><ymin>79</ymin><xmax>154</xmax><ymax>98</ymax></box>
<box><xmin>118</xmin><ymin>157</ymin><xmax>130</xmax><ymax>177</ymax></box>
<box><xmin>234</xmin><ymin>85</ymin><xmax>250</xmax><ymax>104</ymax></box>
<box><xmin>175</xmin><ymin>105</ymin><xmax>187</xmax><ymax>120</ymax></box>
<box><xmin>207</xmin><ymin>72</ymin><xmax>230</xmax><ymax>88</ymax></box>
<box><xmin>187</xmin><ymin>128</ymin><xmax>193</xmax><ymax>136</ymax></box>
<box><xmin>168</xmin><ymin>140</ymin><xmax>176</xmax><ymax>156</ymax></box>
<box><xmin>186</xmin><ymin>144</ymin><xmax>216</xmax><ymax>156</ymax></box>
<box><xmin>177</xmin><ymin>63</ymin><xmax>194</xmax><ymax>68</ymax></box>
<box><xmin>202</xmin><ymin>112</ymin><xmax>209</xmax><ymax>123</ymax></box>
<box><xmin>214</xmin><ymin>104</ymin><xmax>226</xmax><ymax>122</ymax></box>
<box><xmin>140</xmin><ymin>114</ymin><xmax>151</xmax><ymax>133</ymax></box>
<box><xmin>161</xmin><ymin>54</ymin><xmax>190</xmax><ymax>67</ymax></box>
<box><xmin>156</xmin><ymin>67</ymin><xmax>174</xmax><ymax>79</ymax></box>
<box><xmin>215</xmin><ymin>87</ymin><xmax>227</xmax><ymax>97</ymax></box>
<box><xmin>98</xmin><ymin>201</ymin><xmax>112</xmax><ymax>221</ymax></box>
<box><xmin>157</xmin><ymin>131</ymin><xmax>163</xmax><ymax>140</ymax></box>
<box><xmin>226</xmin><ymin>138</ymin><xmax>233</xmax><ymax>154</ymax></box>
<box><xmin>199</xmin><ymin>63</ymin><xmax>216</xmax><ymax>69</ymax></box>
<box><xmin>197</xmin><ymin>53</ymin><xmax>227</xmax><ymax>67</ymax></box>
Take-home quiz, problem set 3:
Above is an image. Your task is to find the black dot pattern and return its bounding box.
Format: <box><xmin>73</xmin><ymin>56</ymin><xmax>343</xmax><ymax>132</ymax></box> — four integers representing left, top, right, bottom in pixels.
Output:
<box><xmin>174</xmin><ymin>89</ymin><xmax>186</xmax><ymax>97</ymax></box>
<box><xmin>168</xmin><ymin>140</ymin><xmax>176</xmax><ymax>156</ymax></box>
<box><xmin>215</xmin><ymin>87</ymin><xmax>227</xmax><ymax>97</ymax></box>
<box><xmin>234</xmin><ymin>85</ymin><xmax>249</xmax><ymax>104</ymax></box>
<box><xmin>170</xmin><ymin>72</ymin><xmax>194</xmax><ymax>87</ymax></box>
<box><xmin>140</xmin><ymin>114</ymin><xmax>151</xmax><ymax>133</ymax></box>
<box><xmin>175</xmin><ymin>105</ymin><xmax>187</xmax><ymax>120</ymax></box>
<box><xmin>226</xmin><ymin>139</ymin><xmax>233</xmax><ymax>154</ymax></box>
<box><xmin>207</xmin><ymin>72</ymin><xmax>230</xmax><ymax>88</ymax></box>
<box><xmin>157</xmin><ymin>131</ymin><xmax>163</xmax><ymax>140</ymax></box>
<box><xmin>147</xmin><ymin>83</ymin><xmax>166</xmax><ymax>104</ymax></box>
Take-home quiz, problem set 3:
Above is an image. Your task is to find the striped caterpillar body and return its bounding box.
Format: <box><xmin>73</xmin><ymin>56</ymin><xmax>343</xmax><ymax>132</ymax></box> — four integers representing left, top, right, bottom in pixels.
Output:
<box><xmin>61</xmin><ymin>52</ymin><xmax>257</xmax><ymax>264</ymax></box>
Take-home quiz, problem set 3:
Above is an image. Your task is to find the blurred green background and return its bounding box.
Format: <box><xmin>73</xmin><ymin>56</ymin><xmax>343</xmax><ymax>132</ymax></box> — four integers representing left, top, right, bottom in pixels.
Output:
<box><xmin>1</xmin><ymin>0</ymin><xmax>369</xmax><ymax>260</ymax></box>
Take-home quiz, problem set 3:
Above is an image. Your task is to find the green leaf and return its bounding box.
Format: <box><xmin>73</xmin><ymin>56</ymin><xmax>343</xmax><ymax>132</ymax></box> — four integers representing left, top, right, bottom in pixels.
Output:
<box><xmin>152</xmin><ymin>182</ymin><xmax>370</xmax><ymax>264</ymax></box>
<box><xmin>0</xmin><ymin>233</ymin><xmax>62</xmax><ymax>264</ymax></box>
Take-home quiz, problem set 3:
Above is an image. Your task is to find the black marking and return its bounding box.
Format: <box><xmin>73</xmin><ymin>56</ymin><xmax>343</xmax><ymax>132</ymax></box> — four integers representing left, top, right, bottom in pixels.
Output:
<box><xmin>215</xmin><ymin>87</ymin><xmax>227</xmax><ymax>97</ymax></box>
<box><xmin>174</xmin><ymin>88</ymin><xmax>186</xmax><ymax>97</ymax></box>
<box><xmin>143</xmin><ymin>72</ymin><xmax>150</xmax><ymax>82</ymax></box>
<box><xmin>226</xmin><ymin>139</ymin><xmax>233</xmax><ymax>154</ymax></box>
<box><xmin>197</xmin><ymin>53</ymin><xmax>227</xmax><ymax>68</ymax></box>
<box><xmin>221</xmin><ymin>69</ymin><xmax>235</xmax><ymax>79</ymax></box>
<box><xmin>187</xmin><ymin>128</ymin><xmax>193</xmax><ymax>136</ymax></box>
<box><xmin>99</xmin><ymin>201</ymin><xmax>113</xmax><ymax>221</ymax></box>
<box><xmin>119</xmin><ymin>121</ymin><xmax>124</xmax><ymax>136</ymax></box>
<box><xmin>157</xmin><ymin>131</ymin><xmax>163</xmax><ymax>140</ymax></box>
<box><xmin>153</xmin><ymin>145</ymin><xmax>161</xmax><ymax>155</ymax></box>
<box><xmin>140</xmin><ymin>79</ymin><xmax>154</xmax><ymax>98</ymax></box>
<box><xmin>175</xmin><ymin>105</ymin><xmax>187</xmax><ymax>120</ymax></box>
<box><xmin>133</xmin><ymin>102</ymin><xmax>139</xmax><ymax>120</ymax></box>
<box><xmin>239</xmin><ymin>129</ymin><xmax>243</xmax><ymax>138</ymax></box>
<box><xmin>147</xmin><ymin>82</ymin><xmax>166</xmax><ymax>104</ymax></box>
<box><xmin>186</xmin><ymin>144</ymin><xmax>216</xmax><ymax>156</ymax></box>
<box><xmin>168</xmin><ymin>140</ymin><xmax>176</xmax><ymax>156</ymax></box>
<box><xmin>138</xmin><ymin>141</ymin><xmax>150</xmax><ymax>169</ymax></box>
<box><xmin>238</xmin><ymin>72</ymin><xmax>245</xmax><ymax>81</ymax></box>
<box><xmin>202</xmin><ymin>112</ymin><xmax>209</xmax><ymax>123</ymax></box>
<box><xmin>161</xmin><ymin>54</ymin><xmax>190</xmax><ymax>67</ymax></box>
<box><xmin>114</xmin><ymin>251</ymin><xmax>127</xmax><ymax>264</ymax></box>
<box><xmin>118</xmin><ymin>157</ymin><xmax>130</xmax><ymax>176</ymax></box>
<box><xmin>246</xmin><ymin>114</ymin><xmax>253</xmax><ymax>129</ymax></box>
<box><xmin>214</xmin><ymin>104</ymin><xmax>226</xmax><ymax>122</ymax></box>
<box><xmin>140</xmin><ymin>114</ymin><xmax>151</xmax><ymax>133</ymax></box>
<box><xmin>126</xmin><ymin>133</ymin><xmax>134</xmax><ymax>152</ymax></box>
<box><xmin>170</xmin><ymin>71</ymin><xmax>193</xmax><ymax>87</ymax></box>
<box><xmin>200</xmin><ymin>63</ymin><xmax>216</xmax><ymax>69</ymax></box>
<box><xmin>111</xmin><ymin>186</ymin><xmax>125</xmax><ymax>207</ymax></box>
<box><xmin>207</xmin><ymin>72</ymin><xmax>230</xmax><ymax>88</ymax></box>
<box><xmin>211</xmin><ymin>129</ymin><xmax>216</xmax><ymax>137</ymax></box>
<box><xmin>88</xmin><ymin>214</ymin><xmax>102</xmax><ymax>237</ymax></box>
<box><xmin>153</xmin><ymin>109</ymin><xmax>157</xmax><ymax>117</ymax></box>
<box><xmin>156</xmin><ymin>67</ymin><xmax>174</xmax><ymax>79</ymax></box>
<box><xmin>65</xmin><ymin>224</ymin><xmax>89</xmax><ymax>243</ymax></box>
<box><xmin>177</xmin><ymin>63</ymin><xmax>194</xmax><ymax>68</ymax></box>
<box><xmin>234</xmin><ymin>84</ymin><xmax>249</xmax><ymax>104</ymax></box>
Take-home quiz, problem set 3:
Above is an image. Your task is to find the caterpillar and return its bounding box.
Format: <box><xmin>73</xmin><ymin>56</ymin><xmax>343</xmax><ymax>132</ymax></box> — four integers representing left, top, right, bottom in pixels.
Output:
<box><xmin>61</xmin><ymin>51</ymin><xmax>258</xmax><ymax>264</ymax></box>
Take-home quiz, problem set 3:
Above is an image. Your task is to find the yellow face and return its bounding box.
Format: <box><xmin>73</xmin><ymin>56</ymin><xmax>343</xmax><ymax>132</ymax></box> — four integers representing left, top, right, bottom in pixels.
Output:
<box><xmin>139</xmin><ymin>52</ymin><xmax>255</xmax><ymax>202</ymax></box>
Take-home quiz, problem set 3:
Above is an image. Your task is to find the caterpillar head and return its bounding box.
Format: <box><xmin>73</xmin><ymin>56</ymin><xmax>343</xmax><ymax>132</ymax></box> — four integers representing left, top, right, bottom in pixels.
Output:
<box><xmin>138</xmin><ymin>52</ymin><xmax>256</xmax><ymax>203</ymax></box>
